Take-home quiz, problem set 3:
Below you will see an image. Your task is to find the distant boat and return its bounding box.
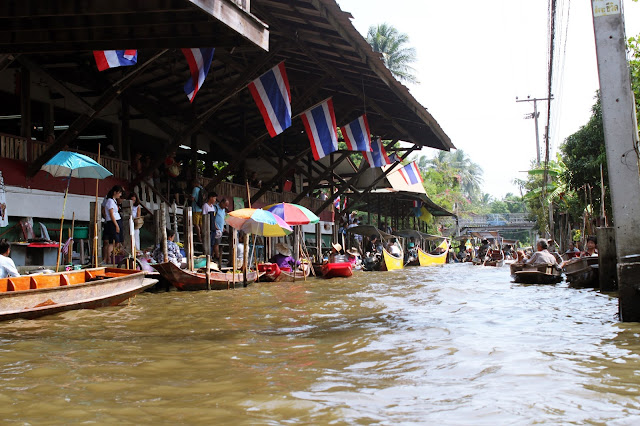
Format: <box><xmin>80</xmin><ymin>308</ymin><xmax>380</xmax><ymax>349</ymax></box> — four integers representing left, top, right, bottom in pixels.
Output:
<box><xmin>417</xmin><ymin>248</ymin><xmax>447</xmax><ymax>266</ymax></box>
<box><xmin>0</xmin><ymin>267</ymin><xmax>156</xmax><ymax>321</ymax></box>
<box><xmin>321</xmin><ymin>261</ymin><xmax>353</xmax><ymax>278</ymax></box>
<box><xmin>152</xmin><ymin>262</ymin><xmax>262</xmax><ymax>291</ymax></box>
<box><xmin>347</xmin><ymin>225</ymin><xmax>405</xmax><ymax>271</ymax></box>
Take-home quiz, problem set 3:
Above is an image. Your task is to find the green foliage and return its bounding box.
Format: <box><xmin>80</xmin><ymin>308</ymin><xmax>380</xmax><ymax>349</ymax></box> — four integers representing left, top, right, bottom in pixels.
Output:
<box><xmin>366</xmin><ymin>23</ymin><xmax>419</xmax><ymax>84</ymax></box>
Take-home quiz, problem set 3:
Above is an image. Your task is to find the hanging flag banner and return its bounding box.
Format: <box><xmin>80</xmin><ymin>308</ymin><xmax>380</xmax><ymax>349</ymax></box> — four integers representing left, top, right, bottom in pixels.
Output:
<box><xmin>388</xmin><ymin>153</ymin><xmax>401</xmax><ymax>163</ymax></box>
<box><xmin>93</xmin><ymin>50</ymin><xmax>138</xmax><ymax>71</ymax></box>
<box><xmin>399</xmin><ymin>162</ymin><xmax>423</xmax><ymax>185</ymax></box>
<box><xmin>248</xmin><ymin>62</ymin><xmax>292</xmax><ymax>138</ymax></box>
<box><xmin>363</xmin><ymin>137</ymin><xmax>391</xmax><ymax>168</ymax></box>
<box><xmin>333</xmin><ymin>196</ymin><xmax>341</xmax><ymax>210</ymax></box>
<box><xmin>340</xmin><ymin>114</ymin><xmax>372</xmax><ymax>152</ymax></box>
<box><xmin>302</xmin><ymin>98</ymin><xmax>339</xmax><ymax>161</ymax></box>
<box><xmin>181</xmin><ymin>48</ymin><xmax>215</xmax><ymax>102</ymax></box>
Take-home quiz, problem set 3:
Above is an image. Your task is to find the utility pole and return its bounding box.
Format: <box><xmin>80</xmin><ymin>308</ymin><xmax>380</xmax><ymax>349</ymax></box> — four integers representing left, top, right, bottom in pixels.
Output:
<box><xmin>516</xmin><ymin>96</ymin><xmax>553</xmax><ymax>165</ymax></box>
<box><xmin>592</xmin><ymin>0</ymin><xmax>640</xmax><ymax>320</ymax></box>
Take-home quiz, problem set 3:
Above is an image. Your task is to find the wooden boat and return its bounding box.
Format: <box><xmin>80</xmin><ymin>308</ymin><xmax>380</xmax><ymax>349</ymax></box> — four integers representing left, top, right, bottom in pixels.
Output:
<box><xmin>0</xmin><ymin>267</ymin><xmax>156</xmax><ymax>321</ymax></box>
<box><xmin>483</xmin><ymin>250</ymin><xmax>505</xmax><ymax>267</ymax></box>
<box><xmin>257</xmin><ymin>263</ymin><xmax>311</xmax><ymax>282</ymax></box>
<box><xmin>513</xmin><ymin>263</ymin><xmax>563</xmax><ymax>284</ymax></box>
<box><xmin>382</xmin><ymin>248</ymin><xmax>404</xmax><ymax>271</ymax></box>
<box><xmin>321</xmin><ymin>262</ymin><xmax>353</xmax><ymax>278</ymax></box>
<box><xmin>152</xmin><ymin>262</ymin><xmax>262</xmax><ymax>291</ymax></box>
<box><xmin>417</xmin><ymin>247</ymin><xmax>447</xmax><ymax>266</ymax></box>
<box><xmin>563</xmin><ymin>257</ymin><xmax>599</xmax><ymax>288</ymax></box>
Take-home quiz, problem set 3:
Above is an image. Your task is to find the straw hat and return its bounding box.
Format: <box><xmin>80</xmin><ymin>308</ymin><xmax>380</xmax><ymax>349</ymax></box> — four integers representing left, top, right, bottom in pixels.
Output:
<box><xmin>331</xmin><ymin>242</ymin><xmax>342</xmax><ymax>252</ymax></box>
<box><xmin>346</xmin><ymin>247</ymin><xmax>359</xmax><ymax>256</ymax></box>
<box><xmin>275</xmin><ymin>242</ymin><xmax>292</xmax><ymax>256</ymax></box>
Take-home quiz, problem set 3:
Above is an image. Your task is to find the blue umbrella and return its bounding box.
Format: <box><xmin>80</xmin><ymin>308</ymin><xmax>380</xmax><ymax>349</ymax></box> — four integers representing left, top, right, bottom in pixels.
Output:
<box><xmin>42</xmin><ymin>151</ymin><xmax>112</xmax><ymax>179</ymax></box>
<box><xmin>41</xmin><ymin>151</ymin><xmax>113</xmax><ymax>271</ymax></box>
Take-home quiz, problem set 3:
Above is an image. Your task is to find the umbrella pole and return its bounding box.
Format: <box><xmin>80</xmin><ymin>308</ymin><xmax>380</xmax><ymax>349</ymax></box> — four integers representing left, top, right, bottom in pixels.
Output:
<box><xmin>253</xmin><ymin>234</ymin><xmax>259</xmax><ymax>282</ymax></box>
<box><xmin>56</xmin><ymin>181</ymin><xmax>70</xmax><ymax>272</ymax></box>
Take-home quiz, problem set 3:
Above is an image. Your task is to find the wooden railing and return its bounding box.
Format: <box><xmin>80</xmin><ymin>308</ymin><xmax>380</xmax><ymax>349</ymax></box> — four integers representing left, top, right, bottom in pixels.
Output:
<box><xmin>0</xmin><ymin>133</ymin><xmax>129</xmax><ymax>180</ymax></box>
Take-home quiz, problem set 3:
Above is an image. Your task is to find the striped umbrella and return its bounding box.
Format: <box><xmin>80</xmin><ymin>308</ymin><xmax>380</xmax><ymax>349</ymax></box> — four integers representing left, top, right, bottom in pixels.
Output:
<box><xmin>263</xmin><ymin>202</ymin><xmax>320</xmax><ymax>226</ymax></box>
<box><xmin>225</xmin><ymin>208</ymin><xmax>292</xmax><ymax>237</ymax></box>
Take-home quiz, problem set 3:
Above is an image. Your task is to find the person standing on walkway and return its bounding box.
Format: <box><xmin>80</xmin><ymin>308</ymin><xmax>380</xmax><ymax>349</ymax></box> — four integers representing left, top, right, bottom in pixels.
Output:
<box><xmin>190</xmin><ymin>178</ymin><xmax>204</xmax><ymax>243</ymax></box>
<box><xmin>212</xmin><ymin>197</ymin><xmax>229</xmax><ymax>265</ymax></box>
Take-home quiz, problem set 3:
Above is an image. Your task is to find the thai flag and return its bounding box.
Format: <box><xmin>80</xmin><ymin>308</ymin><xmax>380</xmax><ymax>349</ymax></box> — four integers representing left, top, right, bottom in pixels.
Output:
<box><xmin>248</xmin><ymin>62</ymin><xmax>292</xmax><ymax>138</ymax></box>
<box><xmin>333</xmin><ymin>196</ymin><xmax>341</xmax><ymax>210</ymax></box>
<box><xmin>340</xmin><ymin>114</ymin><xmax>372</xmax><ymax>152</ymax></box>
<box><xmin>412</xmin><ymin>200</ymin><xmax>422</xmax><ymax>208</ymax></box>
<box><xmin>400</xmin><ymin>162</ymin><xmax>423</xmax><ymax>185</ymax></box>
<box><xmin>93</xmin><ymin>50</ymin><xmax>138</xmax><ymax>71</ymax></box>
<box><xmin>182</xmin><ymin>48</ymin><xmax>215</xmax><ymax>103</ymax></box>
<box><xmin>302</xmin><ymin>98</ymin><xmax>339</xmax><ymax>161</ymax></box>
<box><xmin>363</xmin><ymin>137</ymin><xmax>391</xmax><ymax>168</ymax></box>
<box><xmin>388</xmin><ymin>153</ymin><xmax>401</xmax><ymax>163</ymax></box>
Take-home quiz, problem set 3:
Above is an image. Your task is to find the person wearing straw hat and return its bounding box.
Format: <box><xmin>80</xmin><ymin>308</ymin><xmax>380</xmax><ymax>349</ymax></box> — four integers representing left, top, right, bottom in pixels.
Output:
<box><xmin>269</xmin><ymin>242</ymin><xmax>299</xmax><ymax>270</ymax></box>
<box><xmin>328</xmin><ymin>242</ymin><xmax>347</xmax><ymax>263</ymax></box>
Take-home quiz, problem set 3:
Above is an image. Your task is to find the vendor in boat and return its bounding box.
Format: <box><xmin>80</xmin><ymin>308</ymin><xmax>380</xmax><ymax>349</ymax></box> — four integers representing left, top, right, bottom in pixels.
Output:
<box><xmin>328</xmin><ymin>243</ymin><xmax>347</xmax><ymax>263</ymax></box>
<box><xmin>366</xmin><ymin>235</ymin><xmax>383</xmax><ymax>256</ymax></box>
<box><xmin>565</xmin><ymin>242</ymin><xmax>581</xmax><ymax>258</ymax></box>
<box><xmin>152</xmin><ymin>229</ymin><xmax>181</xmax><ymax>266</ymax></box>
<box><xmin>0</xmin><ymin>239</ymin><xmax>19</xmax><ymax>278</ymax></box>
<box><xmin>270</xmin><ymin>243</ymin><xmax>300</xmax><ymax>270</ymax></box>
<box><xmin>386</xmin><ymin>238</ymin><xmax>402</xmax><ymax>257</ymax></box>
<box><xmin>477</xmin><ymin>239</ymin><xmax>490</xmax><ymax>259</ymax></box>
<box><xmin>581</xmin><ymin>236</ymin><xmax>598</xmax><ymax>257</ymax></box>
<box><xmin>523</xmin><ymin>239</ymin><xmax>558</xmax><ymax>266</ymax></box>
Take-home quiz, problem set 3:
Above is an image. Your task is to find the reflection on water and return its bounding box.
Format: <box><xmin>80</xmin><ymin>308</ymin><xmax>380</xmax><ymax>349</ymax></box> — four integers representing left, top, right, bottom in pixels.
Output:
<box><xmin>1</xmin><ymin>264</ymin><xmax>639</xmax><ymax>423</ymax></box>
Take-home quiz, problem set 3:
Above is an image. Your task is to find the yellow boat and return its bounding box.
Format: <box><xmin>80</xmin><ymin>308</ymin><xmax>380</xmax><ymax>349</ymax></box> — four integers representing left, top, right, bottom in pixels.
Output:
<box><xmin>417</xmin><ymin>247</ymin><xmax>447</xmax><ymax>266</ymax></box>
<box><xmin>382</xmin><ymin>248</ymin><xmax>404</xmax><ymax>271</ymax></box>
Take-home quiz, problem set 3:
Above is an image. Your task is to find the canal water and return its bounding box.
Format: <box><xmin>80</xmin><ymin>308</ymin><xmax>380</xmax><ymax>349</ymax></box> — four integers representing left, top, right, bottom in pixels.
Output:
<box><xmin>1</xmin><ymin>264</ymin><xmax>639</xmax><ymax>424</ymax></box>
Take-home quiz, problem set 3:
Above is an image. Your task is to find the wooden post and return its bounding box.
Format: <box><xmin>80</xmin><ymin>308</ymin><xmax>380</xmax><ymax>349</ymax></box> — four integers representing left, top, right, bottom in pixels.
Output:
<box><xmin>232</xmin><ymin>228</ymin><xmax>237</xmax><ymax>289</ymax></box>
<box><xmin>186</xmin><ymin>207</ymin><xmax>194</xmax><ymax>271</ymax></box>
<box><xmin>90</xmin><ymin>201</ymin><xmax>101</xmax><ymax>267</ymax></box>
<box><xmin>160</xmin><ymin>203</ymin><xmax>168</xmax><ymax>263</ymax></box>
<box><xmin>121</xmin><ymin>200</ymin><xmax>133</xmax><ymax>255</ymax></box>
<box><xmin>172</xmin><ymin>201</ymin><xmax>180</xmax><ymax>244</ymax></box>
<box><xmin>202</xmin><ymin>211</ymin><xmax>211</xmax><ymax>256</ymax></box>
<box><xmin>316</xmin><ymin>222</ymin><xmax>322</xmax><ymax>262</ymax></box>
<box><xmin>154</xmin><ymin>209</ymin><xmax>161</xmax><ymax>246</ymax></box>
<box><xmin>597</xmin><ymin>227</ymin><xmax>617</xmax><ymax>292</ymax></box>
<box><xmin>243</xmin><ymin>232</ymin><xmax>249</xmax><ymax>286</ymax></box>
<box><xmin>68</xmin><ymin>212</ymin><xmax>75</xmax><ymax>264</ymax></box>
<box><xmin>206</xmin><ymin>254</ymin><xmax>211</xmax><ymax>291</ymax></box>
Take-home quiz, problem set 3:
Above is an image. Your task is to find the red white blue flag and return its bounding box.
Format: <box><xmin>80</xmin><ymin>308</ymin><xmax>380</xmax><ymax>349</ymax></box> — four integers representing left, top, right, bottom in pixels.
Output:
<box><xmin>399</xmin><ymin>161</ymin><xmax>423</xmax><ymax>185</ymax></box>
<box><xmin>340</xmin><ymin>114</ymin><xmax>372</xmax><ymax>152</ymax></box>
<box><xmin>182</xmin><ymin>48</ymin><xmax>215</xmax><ymax>103</ymax></box>
<box><xmin>249</xmin><ymin>62</ymin><xmax>292</xmax><ymax>138</ymax></box>
<box><xmin>388</xmin><ymin>153</ymin><xmax>401</xmax><ymax>163</ymax></box>
<box><xmin>412</xmin><ymin>200</ymin><xmax>422</xmax><ymax>208</ymax></box>
<box><xmin>302</xmin><ymin>98</ymin><xmax>339</xmax><ymax>161</ymax></box>
<box><xmin>93</xmin><ymin>50</ymin><xmax>137</xmax><ymax>71</ymax></box>
<box><xmin>363</xmin><ymin>137</ymin><xmax>391</xmax><ymax>168</ymax></box>
<box><xmin>333</xmin><ymin>196</ymin><xmax>341</xmax><ymax>210</ymax></box>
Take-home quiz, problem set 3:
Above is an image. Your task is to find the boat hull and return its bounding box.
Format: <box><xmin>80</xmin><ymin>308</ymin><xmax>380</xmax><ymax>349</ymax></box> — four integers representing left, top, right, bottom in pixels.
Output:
<box><xmin>152</xmin><ymin>262</ymin><xmax>260</xmax><ymax>291</ymax></box>
<box><xmin>513</xmin><ymin>263</ymin><xmax>563</xmax><ymax>284</ymax></box>
<box><xmin>256</xmin><ymin>263</ymin><xmax>310</xmax><ymax>282</ymax></box>
<box><xmin>417</xmin><ymin>248</ymin><xmax>447</xmax><ymax>266</ymax></box>
<box><xmin>321</xmin><ymin>262</ymin><xmax>353</xmax><ymax>278</ymax></box>
<box><xmin>0</xmin><ymin>268</ymin><xmax>155</xmax><ymax>321</ymax></box>
<box><xmin>382</xmin><ymin>249</ymin><xmax>404</xmax><ymax>271</ymax></box>
<box><xmin>564</xmin><ymin>257</ymin><xmax>599</xmax><ymax>288</ymax></box>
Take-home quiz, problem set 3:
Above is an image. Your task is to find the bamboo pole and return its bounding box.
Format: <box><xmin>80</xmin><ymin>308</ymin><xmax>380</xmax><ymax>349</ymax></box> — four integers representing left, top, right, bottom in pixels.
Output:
<box><xmin>243</xmin><ymin>232</ymin><xmax>249</xmax><ymax>286</ymax></box>
<box><xmin>55</xmin><ymin>178</ymin><xmax>70</xmax><ymax>272</ymax></box>
<box><xmin>94</xmin><ymin>144</ymin><xmax>101</xmax><ymax>267</ymax></box>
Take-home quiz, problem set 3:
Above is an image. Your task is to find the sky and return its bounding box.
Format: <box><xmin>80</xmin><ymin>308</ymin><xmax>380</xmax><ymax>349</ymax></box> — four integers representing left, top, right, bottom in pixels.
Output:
<box><xmin>336</xmin><ymin>0</ymin><xmax>640</xmax><ymax>199</ymax></box>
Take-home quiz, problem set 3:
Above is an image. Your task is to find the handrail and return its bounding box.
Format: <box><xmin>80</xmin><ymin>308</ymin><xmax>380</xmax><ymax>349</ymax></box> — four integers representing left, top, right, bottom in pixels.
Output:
<box><xmin>0</xmin><ymin>133</ymin><xmax>129</xmax><ymax>180</ymax></box>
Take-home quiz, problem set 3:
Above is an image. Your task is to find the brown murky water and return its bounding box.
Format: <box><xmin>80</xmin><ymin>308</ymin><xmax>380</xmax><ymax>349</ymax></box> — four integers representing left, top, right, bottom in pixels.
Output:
<box><xmin>1</xmin><ymin>264</ymin><xmax>639</xmax><ymax>424</ymax></box>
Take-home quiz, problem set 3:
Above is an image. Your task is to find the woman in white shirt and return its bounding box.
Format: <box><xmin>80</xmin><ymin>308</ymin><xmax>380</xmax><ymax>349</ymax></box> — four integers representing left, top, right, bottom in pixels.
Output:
<box><xmin>102</xmin><ymin>185</ymin><xmax>124</xmax><ymax>264</ymax></box>
<box><xmin>0</xmin><ymin>239</ymin><xmax>19</xmax><ymax>278</ymax></box>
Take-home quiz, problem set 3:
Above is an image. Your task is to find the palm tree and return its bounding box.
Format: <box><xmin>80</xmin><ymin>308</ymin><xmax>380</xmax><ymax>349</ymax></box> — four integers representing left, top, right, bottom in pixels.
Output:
<box><xmin>366</xmin><ymin>23</ymin><xmax>418</xmax><ymax>84</ymax></box>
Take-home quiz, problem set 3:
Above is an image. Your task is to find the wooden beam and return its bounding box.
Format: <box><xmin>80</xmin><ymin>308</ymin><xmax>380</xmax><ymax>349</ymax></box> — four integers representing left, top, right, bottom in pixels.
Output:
<box><xmin>27</xmin><ymin>49</ymin><xmax>168</xmax><ymax>177</ymax></box>
<box><xmin>294</xmin><ymin>152</ymin><xmax>351</xmax><ymax>204</ymax></box>
<box><xmin>0</xmin><ymin>54</ymin><xmax>17</xmax><ymax>72</ymax></box>
<box><xmin>313</xmin><ymin>161</ymin><xmax>371</xmax><ymax>215</ymax></box>
<box><xmin>17</xmin><ymin>55</ymin><xmax>95</xmax><ymax>115</ymax></box>
<box><xmin>250</xmin><ymin>148</ymin><xmax>312</xmax><ymax>203</ymax></box>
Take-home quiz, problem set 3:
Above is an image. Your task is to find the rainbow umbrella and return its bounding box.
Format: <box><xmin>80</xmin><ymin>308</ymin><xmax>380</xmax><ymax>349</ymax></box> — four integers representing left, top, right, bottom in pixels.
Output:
<box><xmin>263</xmin><ymin>202</ymin><xmax>320</xmax><ymax>226</ymax></box>
<box><xmin>226</xmin><ymin>208</ymin><xmax>293</xmax><ymax>237</ymax></box>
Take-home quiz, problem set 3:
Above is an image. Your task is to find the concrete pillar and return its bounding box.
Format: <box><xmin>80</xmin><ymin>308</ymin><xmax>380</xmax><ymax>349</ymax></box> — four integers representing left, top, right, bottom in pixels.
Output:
<box><xmin>597</xmin><ymin>227</ymin><xmax>617</xmax><ymax>292</ymax></box>
<box><xmin>592</xmin><ymin>1</ymin><xmax>640</xmax><ymax>320</ymax></box>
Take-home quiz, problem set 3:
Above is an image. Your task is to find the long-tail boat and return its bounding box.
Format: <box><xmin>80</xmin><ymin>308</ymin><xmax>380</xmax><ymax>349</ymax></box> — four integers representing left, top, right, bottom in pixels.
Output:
<box><xmin>417</xmin><ymin>248</ymin><xmax>447</xmax><ymax>266</ymax></box>
<box><xmin>563</xmin><ymin>256</ymin><xmax>599</xmax><ymax>288</ymax></box>
<box><xmin>0</xmin><ymin>268</ymin><xmax>156</xmax><ymax>321</ymax></box>
<box><xmin>152</xmin><ymin>262</ymin><xmax>262</xmax><ymax>291</ymax></box>
<box><xmin>347</xmin><ymin>225</ymin><xmax>404</xmax><ymax>271</ymax></box>
<box><xmin>512</xmin><ymin>263</ymin><xmax>563</xmax><ymax>284</ymax></box>
<box><xmin>257</xmin><ymin>263</ymin><xmax>311</xmax><ymax>282</ymax></box>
